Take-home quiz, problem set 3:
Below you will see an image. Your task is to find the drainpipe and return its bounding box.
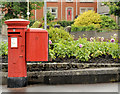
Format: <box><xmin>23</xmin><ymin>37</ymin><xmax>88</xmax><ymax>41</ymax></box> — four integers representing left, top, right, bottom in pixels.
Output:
<box><xmin>97</xmin><ymin>0</ymin><xmax>99</xmax><ymax>13</ymax></box>
<box><xmin>35</xmin><ymin>4</ymin><xmax>37</xmax><ymax>21</ymax></box>
<box><xmin>76</xmin><ymin>0</ymin><xmax>77</xmax><ymax>15</ymax></box>
<box><xmin>44</xmin><ymin>0</ymin><xmax>47</xmax><ymax>30</ymax></box>
<box><xmin>27</xmin><ymin>0</ymin><xmax>30</xmax><ymax>28</ymax></box>
<box><xmin>61</xmin><ymin>0</ymin><xmax>62</xmax><ymax>20</ymax></box>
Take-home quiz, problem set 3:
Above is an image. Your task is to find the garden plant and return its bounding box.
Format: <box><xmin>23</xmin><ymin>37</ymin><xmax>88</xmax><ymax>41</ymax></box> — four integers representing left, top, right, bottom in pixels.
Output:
<box><xmin>71</xmin><ymin>10</ymin><xmax>118</xmax><ymax>32</ymax></box>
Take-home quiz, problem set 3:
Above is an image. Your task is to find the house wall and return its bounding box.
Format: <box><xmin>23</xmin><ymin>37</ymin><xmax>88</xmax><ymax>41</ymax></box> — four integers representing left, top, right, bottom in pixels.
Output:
<box><xmin>31</xmin><ymin>0</ymin><xmax>97</xmax><ymax>21</ymax></box>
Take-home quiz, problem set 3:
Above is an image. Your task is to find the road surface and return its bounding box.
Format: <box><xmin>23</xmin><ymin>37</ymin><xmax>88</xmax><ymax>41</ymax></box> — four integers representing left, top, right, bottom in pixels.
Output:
<box><xmin>1</xmin><ymin>83</ymin><xmax>119</xmax><ymax>92</ymax></box>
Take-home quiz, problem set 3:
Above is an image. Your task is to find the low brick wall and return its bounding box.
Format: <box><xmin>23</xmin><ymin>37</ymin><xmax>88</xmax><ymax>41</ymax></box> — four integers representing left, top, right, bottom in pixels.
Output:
<box><xmin>2</xmin><ymin>63</ymin><xmax>120</xmax><ymax>72</ymax></box>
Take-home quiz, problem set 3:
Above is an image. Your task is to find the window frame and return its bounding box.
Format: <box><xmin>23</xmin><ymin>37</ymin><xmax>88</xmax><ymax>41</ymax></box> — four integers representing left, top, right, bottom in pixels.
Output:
<box><xmin>80</xmin><ymin>7</ymin><xmax>94</xmax><ymax>14</ymax></box>
<box><xmin>47</xmin><ymin>7</ymin><xmax>58</xmax><ymax>19</ymax></box>
<box><xmin>66</xmin><ymin>0</ymin><xmax>74</xmax><ymax>2</ymax></box>
<box><xmin>47</xmin><ymin>0</ymin><xmax>58</xmax><ymax>2</ymax></box>
<box><xmin>80</xmin><ymin>0</ymin><xmax>94</xmax><ymax>3</ymax></box>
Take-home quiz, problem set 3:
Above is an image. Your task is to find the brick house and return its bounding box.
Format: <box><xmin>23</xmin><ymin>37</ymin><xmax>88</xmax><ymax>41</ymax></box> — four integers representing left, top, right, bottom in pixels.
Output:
<box><xmin>31</xmin><ymin>0</ymin><xmax>97</xmax><ymax>21</ymax></box>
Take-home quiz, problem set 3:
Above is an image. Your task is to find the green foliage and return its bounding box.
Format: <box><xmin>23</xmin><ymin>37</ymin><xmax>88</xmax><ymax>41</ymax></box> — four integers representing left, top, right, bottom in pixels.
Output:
<box><xmin>0</xmin><ymin>37</ymin><xmax>119</xmax><ymax>61</ymax></box>
<box><xmin>30</xmin><ymin>21</ymin><xmax>41</xmax><ymax>28</ymax></box>
<box><xmin>0</xmin><ymin>19</ymin><xmax>2</xmax><ymax>28</ymax></box>
<box><xmin>104</xmin><ymin>1</ymin><xmax>120</xmax><ymax>17</ymax></box>
<box><xmin>1</xmin><ymin>2</ymin><xmax>44</xmax><ymax>21</ymax></box>
<box><xmin>49</xmin><ymin>37</ymin><xmax>119</xmax><ymax>61</ymax></box>
<box><xmin>71</xmin><ymin>24</ymin><xmax>96</xmax><ymax>32</ymax></box>
<box><xmin>48</xmin><ymin>22</ymin><xmax>57</xmax><ymax>27</ymax></box>
<box><xmin>100</xmin><ymin>15</ymin><xmax>118</xmax><ymax>29</ymax></box>
<box><xmin>74</xmin><ymin>10</ymin><xmax>101</xmax><ymax>28</ymax></box>
<box><xmin>29</xmin><ymin>20</ymin><xmax>35</xmax><ymax>27</ymax></box>
<box><xmin>57</xmin><ymin>21</ymin><xmax>74</xmax><ymax>27</ymax></box>
<box><xmin>42</xmin><ymin>11</ymin><xmax>55</xmax><ymax>24</ymax></box>
<box><xmin>48</xmin><ymin>27</ymin><xmax>74</xmax><ymax>43</ymax></box>
<box><xmin>0</xmin><ymin>42</ymin><xmax>8</xmax><ymax>56</ymax></box>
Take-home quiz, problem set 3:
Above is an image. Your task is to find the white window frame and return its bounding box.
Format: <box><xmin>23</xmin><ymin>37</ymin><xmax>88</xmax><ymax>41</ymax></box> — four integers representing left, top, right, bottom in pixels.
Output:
<box><xmin>66</xmin><ymin>0</ymin><xmax>73</xmax><ymax>2</ymax></box>
<box><xmin>47</xmin><ymin>0</ymin><xmax>58</xmax><ymax>2</ymax></box>
<box><xmin>80</xmin><ymin>7</ymin><xmax>94</xmax><ymax>14</ymax></box>
<box><xmin>66</xmin><ymin>7</ymin><xmax>74</xmax><ymax>21</ymax></box>
<box><xmin>47</xmin><ymin>7</ymin><xmax>58</xmax><ymax>19</ymax></box>
<box><xmin>80</xmin><ymin>0</ymin><xmax>94</xmax><ymax>2</ymax></box>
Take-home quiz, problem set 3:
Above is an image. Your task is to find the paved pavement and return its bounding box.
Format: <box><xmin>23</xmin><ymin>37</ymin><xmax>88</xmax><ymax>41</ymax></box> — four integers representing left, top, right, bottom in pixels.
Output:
<box><xmin>0</xmin><ymin>34</ymin><xmax>8</xmax><ymax>42</ymax></box>
<box><xmin>1</xmin><ymin>83</ymin><xmax>119</xmax><ymax>92</ymax></box>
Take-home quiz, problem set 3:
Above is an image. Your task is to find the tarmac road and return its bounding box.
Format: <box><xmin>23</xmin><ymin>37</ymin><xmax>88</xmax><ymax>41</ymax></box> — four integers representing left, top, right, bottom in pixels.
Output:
<box><xmin>1</xmin><ymin>83</ymin><xmax>119</xmax><ymax>92</ymax></box>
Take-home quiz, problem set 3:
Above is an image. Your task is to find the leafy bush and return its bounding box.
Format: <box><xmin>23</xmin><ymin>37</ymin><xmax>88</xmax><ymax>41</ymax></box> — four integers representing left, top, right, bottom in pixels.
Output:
<box><xmin>74</xmin><ymin>10</ymin><xmax>101</xmax><ymax>28</ymax></box>
<box><xmin>30</xmin><ymin>21</ymin><xmax>41</xmax><ymax>28</ymax></box>
<box><xmin>29</xmin><ymin>20</ymin><xmax>35</xmax><ymax>27</ymax></box>
<box><xmin>48</xmin><ymin>27</ymin><xmax>73</xmax><ymax>43</ymax></box>
<box><xmin>100</xmin><ymin>15</ymin><xmax>118</xmax><ymax>29</ymax></box>
<box><xmin>42</xmin><ymin>11</ymin><xmax>55</xmax><ymax>24</ymax></box>
<box><xmin>48</xmin><ymin>22</ymin><xmax>57</xmax><ymax>27</ymax></box>
<box><xmin>57</xmin><ymin>21</ymin><xmax>74</xmax><ymax>27</ymax></box>
<box><xmin>0</xmin><ymin>19</ymin><xmax>2</xmax><ymax>28</ymax></box>
<box><xmin>0</xmin><ymin>42</ymin><xmax>8</xmax><ymax>56</ymax></box>
<box><xmin>71</xmin><ymin>24</ymin><xmax>96</xmax><ymax>32</ymax></box>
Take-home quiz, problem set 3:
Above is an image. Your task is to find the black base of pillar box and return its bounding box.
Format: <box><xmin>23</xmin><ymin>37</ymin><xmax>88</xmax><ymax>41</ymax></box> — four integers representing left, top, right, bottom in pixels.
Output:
<box><xmin>7</xmin><ymin>77</ymin><xmax>27</xmax><ymax>88</ymax></box>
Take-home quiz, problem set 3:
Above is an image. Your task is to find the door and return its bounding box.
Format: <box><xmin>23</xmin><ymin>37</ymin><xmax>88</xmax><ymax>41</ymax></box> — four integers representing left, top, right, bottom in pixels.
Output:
<box><xmin>67</xmin><ymin>8</ymin><xmax>72</xmax><ymax>21</ymax></box>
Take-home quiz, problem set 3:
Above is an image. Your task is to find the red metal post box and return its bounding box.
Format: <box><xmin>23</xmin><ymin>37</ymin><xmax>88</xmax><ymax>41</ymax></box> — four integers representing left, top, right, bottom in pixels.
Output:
<box><xmin>26</xmin><ymin>28</ymin><xmax>48</xmax><ymax>61</ymax></box>
<box><xmin>5</xmin><ymin>19</ymin><xmax>30</xmax><ymax>88</ymax></box>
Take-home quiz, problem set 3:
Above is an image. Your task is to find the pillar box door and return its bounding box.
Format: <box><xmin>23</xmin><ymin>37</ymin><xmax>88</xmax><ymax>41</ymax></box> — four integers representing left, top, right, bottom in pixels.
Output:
<box><xmin>5</xmin><ymin>19</ymin><xmax>30</xmax><ymax>88</ymax></box>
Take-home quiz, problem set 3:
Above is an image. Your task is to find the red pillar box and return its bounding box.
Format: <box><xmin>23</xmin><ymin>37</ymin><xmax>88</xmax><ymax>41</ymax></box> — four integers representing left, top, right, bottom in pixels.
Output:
<box><xmin>5</xmin><ymin>19</ymin><xmax>30</xmax><ymax>88</ymax></box>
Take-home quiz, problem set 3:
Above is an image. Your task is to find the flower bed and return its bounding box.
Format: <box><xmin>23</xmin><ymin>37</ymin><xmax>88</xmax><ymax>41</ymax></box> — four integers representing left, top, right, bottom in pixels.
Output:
<box><xmin>0</xmin><ymin>28</ymin><xmax>119</xmax><ymax>64</ymax></box>
<box><xmin>49</xmin><ymin>31</ymin><xmax>120</xmax><ymax>63</ymax></box>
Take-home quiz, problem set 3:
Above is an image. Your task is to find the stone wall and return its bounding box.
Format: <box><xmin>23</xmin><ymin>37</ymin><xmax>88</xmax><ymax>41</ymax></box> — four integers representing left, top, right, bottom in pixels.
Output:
<box><xmin>70</xmin><ymin>30</ymin><xmax>119</xmax><ymax>42</ymax></box>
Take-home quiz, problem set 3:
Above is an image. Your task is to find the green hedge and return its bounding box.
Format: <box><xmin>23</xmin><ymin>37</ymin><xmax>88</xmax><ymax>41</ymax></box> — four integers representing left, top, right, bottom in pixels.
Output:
<box><xmin>71</xmin><ymin>24</ymin><xmax>96</xmax><ymax>32</ymax></box>
<box><xmin>57</xmin><ymin>21</ymin><xmax>74</xmax><ymax>27</ymax></box>
<box><xmin>100</xmin><ymin>15</ymin><xmax>118</xmax><ymax>29</ymax></box>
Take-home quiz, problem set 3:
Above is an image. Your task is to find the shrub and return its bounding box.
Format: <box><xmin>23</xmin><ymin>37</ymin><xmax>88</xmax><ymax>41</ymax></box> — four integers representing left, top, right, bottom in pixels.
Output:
<box><xmin>30</xmin><ymin>21</ymin><xmax>41</xmax><ymax>28</ymax></box>
<box><xmin>57</xmin><ymin>21</ymin><xmax>74</xmax><ymax>27</ymax></box>
<box><xmin>0</xmin><ymin>42</ymin><xmax>8</xmax><ymax>56</ymax></box>
<box><xmin>100</xmin><ymin>15</ymin><xmax>118</xmax><ymax>29</ymax></box>
<box><xmin>74</xmin><ymin>10</ymin><xmax>101</xmax><ymax>28</ymax></box>
<box><xmin>42</xmin><ymin>11</ymin><xmax>55</xmax><ymax>24</ymax></box>
<box><xmin>48</xmin><ymin>22</ymin><xmax>57</xmax><ymax>27</ymax></box>
<box><xmin>48</xmin><ymin>27</ymin><xmax>73</xmax><ymax>43</ymax></box>
<box><xmin>0</xmin><ymin>19</ymin><xmax>2</xmax><ymax>28</ymax></box>
<box><xmin>71</xmin><ymin>24</ymin><xmax>96</xmax><ymax>32</ymax></box>
<box><xmin>29</xmin><ymin>20</ymin><xmax>35</xmax><ymax>27</ymax></box>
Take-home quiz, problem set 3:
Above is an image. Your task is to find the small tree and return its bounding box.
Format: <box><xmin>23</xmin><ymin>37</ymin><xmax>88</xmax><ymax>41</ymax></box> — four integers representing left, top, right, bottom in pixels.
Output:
<box><xmin>104</xmin><ymin>1</ymin><xmax>120</xmax><ymax>17</ymax></box>
<box><xmin>1</xmin><ymin>2</ymin><xmax>44</xmax><ymax>21</ymax></box>
<box><xmin>74</xmin><ymin>10</ymin><xmax>101</xmax><ymax>28</ymax></box>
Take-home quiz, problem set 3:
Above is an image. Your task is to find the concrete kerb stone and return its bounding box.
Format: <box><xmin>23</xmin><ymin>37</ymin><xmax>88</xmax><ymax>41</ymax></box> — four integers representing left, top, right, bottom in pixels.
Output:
<box><xmin>1</xmin><ymin>67</ymin><xmax>120</xmax><ymax>85</ymax></box>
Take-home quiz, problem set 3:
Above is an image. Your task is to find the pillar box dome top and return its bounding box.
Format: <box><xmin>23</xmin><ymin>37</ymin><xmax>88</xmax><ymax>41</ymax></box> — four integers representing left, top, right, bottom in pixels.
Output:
<box><xmin>5</xmin><ymin>19</ymin><xmax>30</xmax><ymax>29</ymax></box>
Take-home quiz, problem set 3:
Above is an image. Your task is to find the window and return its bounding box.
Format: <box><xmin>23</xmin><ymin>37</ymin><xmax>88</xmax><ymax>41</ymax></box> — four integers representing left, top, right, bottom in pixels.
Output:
<box><xmin>80</xmin><ymin>0</ymin><xmax>94</xmax><ymax>2</ymax></box>
<box><xmin>47</xmin><ymin>0</ymin><xmax>58</xmax><ymax>2</ymax></box>
<box><xmin>80</xmin><ymin>7</ymin><xmax>94</xmax><ymax>14</ymax></box>
<box><xmin>47</xmin><ymin>7</ymin><xmax>58</xmax><ymax>18</ymax></box>
<box><xmin>66</xmin><ymin>0</ymin><xmax>73</xmax><ymax>2</ymax></box>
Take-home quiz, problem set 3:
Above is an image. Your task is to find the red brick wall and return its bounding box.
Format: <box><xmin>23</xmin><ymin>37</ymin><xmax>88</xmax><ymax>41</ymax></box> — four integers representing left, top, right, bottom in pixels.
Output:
<box><xmin>31</xmin><ymin>1</ymin><xmax>97</xmax><ymax>21</ymax></box>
